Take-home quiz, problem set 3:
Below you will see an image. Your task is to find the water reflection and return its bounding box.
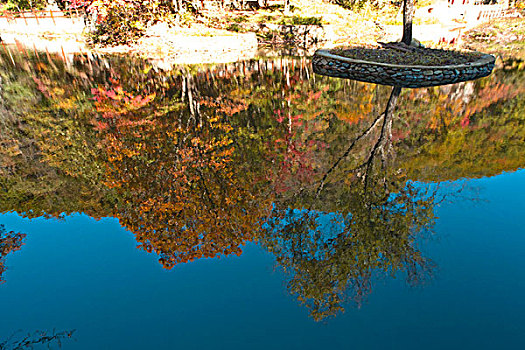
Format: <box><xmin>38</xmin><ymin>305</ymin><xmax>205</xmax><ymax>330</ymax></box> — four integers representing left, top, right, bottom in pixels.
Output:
<box><xmin>1</xmin><ymin>47</ymin><xmax>524</xmax><ymax>320</ymax></box>
<box><xmin>0</xmin><ymin>329</ymin><xmax>75</xmax><ymax>349</ymax></box>
<box><xmin>261</xmin><ymin>85</ymin><xmax>438</xmax><ymax>320</ymax></box>
<box><xmin>0</xmin><ymin>225</ymin><xmax>26</xmax><ymax>283</ymax></box>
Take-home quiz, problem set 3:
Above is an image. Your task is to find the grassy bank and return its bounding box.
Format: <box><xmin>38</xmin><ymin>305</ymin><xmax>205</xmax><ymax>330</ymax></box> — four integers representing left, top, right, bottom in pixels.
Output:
<box><xmin>462</xmin><ymin>17</ymin><xmax>525</xmax><ymax>60</ymax></box>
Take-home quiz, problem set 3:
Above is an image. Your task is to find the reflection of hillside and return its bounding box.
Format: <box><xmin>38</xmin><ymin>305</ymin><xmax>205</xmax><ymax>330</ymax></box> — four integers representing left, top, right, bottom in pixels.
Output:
<box><xmin>395</xmin><ymin>59</ymin><xmax>525</xmax><ymax>181</ymax></box>
<box><xmin>0</xmin><ymin>51</ymin><xmax>115</xmax><ymax>219</ymax></box>
<box><xmin>0</xmin><ymin>49</ymin><xmax>524</xmax><ymax>319</ymax></box>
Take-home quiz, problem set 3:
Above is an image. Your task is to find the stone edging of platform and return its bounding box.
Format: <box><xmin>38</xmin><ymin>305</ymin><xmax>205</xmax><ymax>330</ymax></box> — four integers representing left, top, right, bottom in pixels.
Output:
<box><xmin>312</xmin><ymin>49</ymin><xmax>496</xmax><ymax>87</ymax></box>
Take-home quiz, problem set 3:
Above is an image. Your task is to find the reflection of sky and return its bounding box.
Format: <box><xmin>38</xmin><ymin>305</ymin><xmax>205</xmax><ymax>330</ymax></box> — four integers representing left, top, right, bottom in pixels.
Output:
<box><xmin>0</xmin><ymin>170</ymin><xmax>524</xmax><ymax>349</ymax></box>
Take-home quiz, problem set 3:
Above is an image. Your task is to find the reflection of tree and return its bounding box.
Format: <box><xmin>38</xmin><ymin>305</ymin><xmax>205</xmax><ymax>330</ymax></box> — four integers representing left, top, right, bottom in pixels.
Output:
<box><xmin>0</xmin><ymin>225</ymin><xmax>26</xmax><ymax>284</ymax></box>
<box><xmin>262</xmin><ymin>87</ymin><xmax>436</xmax><ymax>321</ymax></box>
<box><xmin>93</xmin><ymin>78</ymin><xmax>274</xmax><ymax>267</ymax></box>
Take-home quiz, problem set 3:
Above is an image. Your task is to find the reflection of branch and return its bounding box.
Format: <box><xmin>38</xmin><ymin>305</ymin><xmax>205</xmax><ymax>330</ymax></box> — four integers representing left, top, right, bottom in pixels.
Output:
<box><xmin>182</xmin><ymin>70</ymin><xmax>201</xmax><ymax>129</ymax></box>
<box><xmin>432</xmin><ymin>180</ymin><xmax>484</xmax><ymax>206</ymax></box>
<box><xmin>315</xmin><ymin>111</ymin><xmax>386</xmax><ymax>198</ymax></box>
<box><xmin>315</xmin><ymin>86</ymin><xmax>402</xmax><ymax>200</ymax></box>
<box><xmin>0</xmin><ymin>329</ymin><xmax>75</xmax><ymax>350</ymax></box>
<box><xmin>195</xmin><ymin>167</ymin><xmax>216</xmax><ymax>209</ymax></box>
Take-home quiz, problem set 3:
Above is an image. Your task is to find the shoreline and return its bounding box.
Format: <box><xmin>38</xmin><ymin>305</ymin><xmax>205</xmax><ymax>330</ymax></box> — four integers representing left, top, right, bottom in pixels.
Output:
<box><xmin>1</xmin><ymin>6</ymin><xmax>523</xmax><ymax>66</ymax></box>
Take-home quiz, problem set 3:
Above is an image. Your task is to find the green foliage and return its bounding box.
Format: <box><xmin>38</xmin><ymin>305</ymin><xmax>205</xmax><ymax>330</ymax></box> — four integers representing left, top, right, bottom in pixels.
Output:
<box><xmin>232</xmin><ymin>14</ymin><xmax>248</xmax><ymax>23</ymax></box>
<box><xmin>278</xmin><ymin>15</ymin><xmax>323</xmax><ymax>26</ymax></box>
<box><xmin>89</xmin><ymin>2</ymin><xmax>144</xmax><ymax>44</ymax></box>
<box><xmin>0</xmin><ymin>0</ymin><xmax>47</xmax><ymax>11</ymax></box>
<box><xmin>226</xmin><ymin>23</ymin><xmax>244</xmax><ymax>32</ymax></box>
<box><xmin>332</xmin><ymin>0</ymin><xmax>367</xmax><ymax>10</ymax></box>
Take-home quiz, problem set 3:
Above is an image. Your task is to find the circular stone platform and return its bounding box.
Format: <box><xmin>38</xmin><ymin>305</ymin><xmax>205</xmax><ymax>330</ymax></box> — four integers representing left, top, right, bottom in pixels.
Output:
<box><xmin>312</xmin><ymin>49</ymin><xmax>495</xmax><ymax>88</ymax></box>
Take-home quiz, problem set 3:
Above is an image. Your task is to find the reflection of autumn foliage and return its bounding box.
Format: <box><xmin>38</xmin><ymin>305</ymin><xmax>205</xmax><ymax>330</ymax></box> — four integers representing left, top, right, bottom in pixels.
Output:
<box><xmin>3</xmin><ymin>51</ymin><xmax>522</xmax><ymax>220</ymax></box>
<box><xmin>269</xmin><ymin>110</ymin><xmax>326</xmax><ymax>195</ymax></box>
<box><xmin>460</xmin><ymin>82</ymin><xmax>525</xmax><ymax>126</ymax></box>
<box><xmin>91</xmin><ymin>79</ymin><xmax>156</xmax><ymax>131</ymax></box>
<box><xmin>93</xmin><ymin>80</ymin><xmax>273</xmax><ymax>268</ymax></box>
<box><xmin>397</xmin><ymin>69</ymin><xmax>525</xmax><ymax>182</ymax></box>
<box><xmin>0</xmin><ymin>225</ymin><xmax>26</xmax><ymax>283</ymax></box>
<box><xmin>1</xmin><ymin>50</ymin><xmax>524</xmax><ymax>322</ymax></box>
<box><xmin>261</xmin><ymin>91</ymin><xmax>438</xmax><ymax>321</ymax></box>
<box><xmin>406</xmin><ymin>80</ymin><xmax>525</xmax><ymax>131</ymax></box>
<box><xmin>0</xmin><ymin>52</ymin><xmax>114</xmax><ymax>219</ymax></box>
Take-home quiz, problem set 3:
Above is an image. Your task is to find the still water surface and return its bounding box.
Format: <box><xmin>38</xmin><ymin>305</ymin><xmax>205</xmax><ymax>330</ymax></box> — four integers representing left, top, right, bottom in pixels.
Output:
<box><xmin>0</xmin><ymin>48</ymin><xmax>524</xmax><ymax>349</ymax></box>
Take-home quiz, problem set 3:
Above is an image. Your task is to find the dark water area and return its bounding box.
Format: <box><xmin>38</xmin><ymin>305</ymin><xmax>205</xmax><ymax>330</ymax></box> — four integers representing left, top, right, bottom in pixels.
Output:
<box><xmin>0</xmin><ymin>47</ymin><xmax>524</xmax><ymax>349</ymax></box>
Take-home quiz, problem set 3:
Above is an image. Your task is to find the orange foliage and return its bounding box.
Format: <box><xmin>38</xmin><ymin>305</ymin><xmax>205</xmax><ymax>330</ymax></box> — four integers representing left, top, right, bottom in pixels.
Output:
<box><xmin>92</xmin><ymin>83</ymin><xmax>273</xmax><ymax>268</ymax></box>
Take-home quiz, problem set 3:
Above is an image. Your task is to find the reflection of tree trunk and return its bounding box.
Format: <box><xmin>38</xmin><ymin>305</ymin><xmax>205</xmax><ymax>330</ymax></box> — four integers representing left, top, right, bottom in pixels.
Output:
<box><xmin>363</xmin><ymin>86</ymin><xmax>401</xmax><ymax>194</ymax></box>
<box><xmin>315</xmin><ymin>111</ymin><xmax>384</xmax><ymax>198</ymax></box>
<box><xmin>182</xmin><ymin>71</ymin><xmax>201</xmax><ymax>128</ymax></box>
<box><xmin>315</xmin><ymin>86</ymin><xmax>402</xmax><ymax>199</ymax></box>
<box><xmin>402</xmin><ymin>0</ymin><xmax>414</xmax><ymax>45</ymax></box>
<box><xmin>375</xmin><ymin>86</ymin><xmax>401</xmax><ymax>164</ymax></box>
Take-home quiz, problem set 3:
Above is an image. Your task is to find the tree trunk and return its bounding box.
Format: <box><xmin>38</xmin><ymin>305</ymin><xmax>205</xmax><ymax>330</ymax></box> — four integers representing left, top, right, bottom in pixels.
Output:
<box><xmin>401</xmin><ymin>0</ymin><xmax>414</xmax><ymax>45</ymax></box>
<box><xmin>284</xmin><ymin>0</ymin><xmax>290</xmax><ymax>14</ymax></box>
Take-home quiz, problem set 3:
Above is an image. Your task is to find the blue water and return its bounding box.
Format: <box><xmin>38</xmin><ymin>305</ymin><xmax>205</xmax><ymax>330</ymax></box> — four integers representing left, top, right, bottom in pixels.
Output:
<box><xmin>1</xmin><ymin>170</ymin><xmax>524</xmax><ymax>349</ymax></box>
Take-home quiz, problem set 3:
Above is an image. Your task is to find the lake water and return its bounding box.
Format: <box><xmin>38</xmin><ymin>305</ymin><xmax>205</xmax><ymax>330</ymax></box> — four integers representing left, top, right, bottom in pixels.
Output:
<box><xmin>0</xmin><ymin>48</ymin><xmax>524</xmax><ymax>349</ymax></box>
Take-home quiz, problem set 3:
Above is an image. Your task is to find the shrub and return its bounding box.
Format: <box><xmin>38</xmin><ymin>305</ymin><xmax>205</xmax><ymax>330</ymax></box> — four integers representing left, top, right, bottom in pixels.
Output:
<box><xmin>278</xmin><ymin>15</ymin><xmax>323</xmax><ymax>26</ymax></box>
<box><xmin>86</xmin><ymin>0</ymin><xmax>178</xmax><ymax>45</ymax></box>
<box><xmin>1</xmin><ymin>0</ymin><xmax>48</xmax><ymax>11</ymax></box>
